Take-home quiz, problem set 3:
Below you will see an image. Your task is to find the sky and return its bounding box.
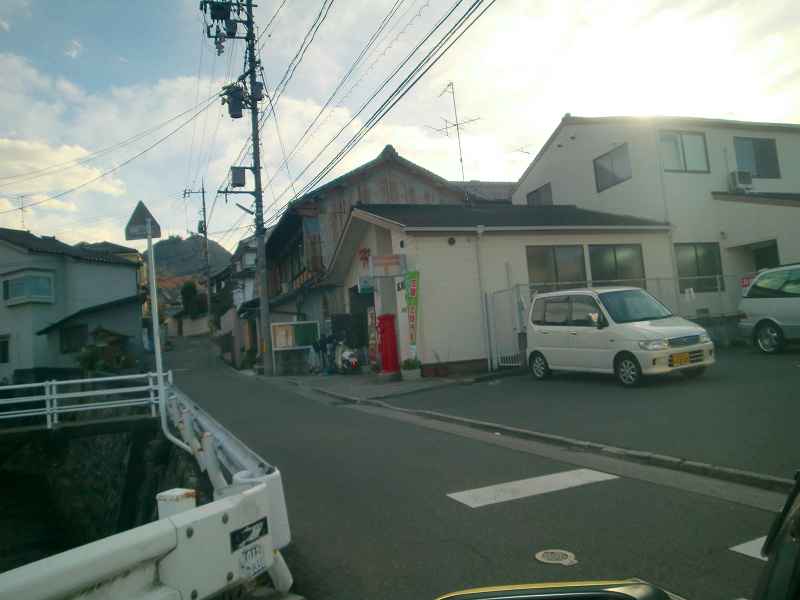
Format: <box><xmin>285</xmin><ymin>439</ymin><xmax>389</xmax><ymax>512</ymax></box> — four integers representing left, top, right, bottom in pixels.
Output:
<box><xmin>1</xmin><ymin>0</ymin><xmax>799</xmax><ymax>253</ymax></box>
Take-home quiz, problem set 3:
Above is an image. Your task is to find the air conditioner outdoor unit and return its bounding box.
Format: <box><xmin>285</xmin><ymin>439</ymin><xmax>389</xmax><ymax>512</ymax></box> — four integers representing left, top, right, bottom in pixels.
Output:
<box><xmin>729</xmin><ymin>170</ymin><xmax>753</xmax><ymax>193</ymax></box>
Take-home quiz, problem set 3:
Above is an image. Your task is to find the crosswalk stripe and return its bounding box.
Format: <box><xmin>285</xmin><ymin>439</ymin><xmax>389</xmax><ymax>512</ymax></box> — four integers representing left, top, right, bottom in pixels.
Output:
<box><xmin>447</xmin><ymin>468</ymin><xmax>618</xmax><ymax>508</ymax></box>
<box><xmin>729</xmin><ymin>536</ymin><xmax>767</xmax><ymax>561</ymax></box>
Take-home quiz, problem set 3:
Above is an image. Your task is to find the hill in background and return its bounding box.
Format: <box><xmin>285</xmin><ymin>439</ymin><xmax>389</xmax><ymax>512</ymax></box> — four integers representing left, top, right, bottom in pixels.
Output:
<box><xmin>144</xmin><ymin>235</ymin><xmax>231</xmax><ymax>277</ymax></box>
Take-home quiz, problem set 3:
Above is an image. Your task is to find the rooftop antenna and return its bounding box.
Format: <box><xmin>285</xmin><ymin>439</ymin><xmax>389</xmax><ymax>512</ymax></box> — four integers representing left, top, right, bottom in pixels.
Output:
<box><xmin>428</xmin><ymin>81</ymin><xmax>479</xmax><ymax>182</ymax></box>
<box><xmin>18</xmin><ymin>195</ymin><xmax>26</xmax><ymax>228</ymax></box>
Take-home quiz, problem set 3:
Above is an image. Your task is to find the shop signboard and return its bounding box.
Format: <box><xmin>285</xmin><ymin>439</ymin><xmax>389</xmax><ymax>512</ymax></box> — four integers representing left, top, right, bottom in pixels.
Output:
<box><xmin>369</xmin><ymin>254</ymin><xmax>407</xmax><ymax>278</ymax></box>
<box><xmin>404</xmin><ymin>271</ymin><xmax>419</xmax><ymax>355</ymax></box>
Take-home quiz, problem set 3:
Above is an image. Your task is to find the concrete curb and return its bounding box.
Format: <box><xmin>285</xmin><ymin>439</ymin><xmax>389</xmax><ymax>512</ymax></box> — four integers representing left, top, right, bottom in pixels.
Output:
<box><xmin>308</xmin><ymin>386</ymin><xmax>793</xmax><ymax>494</ymax></box>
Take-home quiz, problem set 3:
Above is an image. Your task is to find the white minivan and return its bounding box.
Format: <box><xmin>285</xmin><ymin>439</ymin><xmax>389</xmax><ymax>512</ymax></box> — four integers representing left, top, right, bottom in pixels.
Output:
<box><xmin>527</xmin><ymin>287</ymin><xmax>715</xmax><ymax>386</ymax></box>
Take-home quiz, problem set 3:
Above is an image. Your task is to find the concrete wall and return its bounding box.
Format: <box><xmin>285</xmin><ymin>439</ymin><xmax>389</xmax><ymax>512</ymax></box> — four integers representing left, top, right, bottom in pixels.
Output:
<box><xmin>513</xmin><ymin>119</ymin><xmax>800</xmax><ymax>315</ymax></box>
<box><xmin>42</xmin><ymin>301</ymin><xmax>145</xmax><ymax>369</ymax></box>
<box><xmin>181</xmin><ymin>315</ymin><xmax>210</xmax><ymax>337</ymax></box>
<box><xmin>63</xmin><ymin>260</ymin><xmax>138</xmax><ymax>315</ymax></box>
<box><xmin>392</xmin><ymin>228</ymin><xmax>674</xmax><ymax>368</ymax></box>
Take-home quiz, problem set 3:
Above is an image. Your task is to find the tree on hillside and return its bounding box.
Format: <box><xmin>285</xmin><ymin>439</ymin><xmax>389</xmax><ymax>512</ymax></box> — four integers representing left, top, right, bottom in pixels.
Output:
<box><xmin>180</xmin><ymin>281</ymin><xmax>207</xmax><ymax>318</ymax></box>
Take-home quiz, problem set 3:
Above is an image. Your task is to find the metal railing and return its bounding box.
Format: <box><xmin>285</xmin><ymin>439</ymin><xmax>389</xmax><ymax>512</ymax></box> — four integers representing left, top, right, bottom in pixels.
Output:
<box><xmin>0</xmin><ymin>372</ymin><xmax>161</xmax><ymax>430</ymax></box>
<box><xmin>0</xmin><ymin>376</ymin><xmax>294</xmax><ymax>599</ymax></box>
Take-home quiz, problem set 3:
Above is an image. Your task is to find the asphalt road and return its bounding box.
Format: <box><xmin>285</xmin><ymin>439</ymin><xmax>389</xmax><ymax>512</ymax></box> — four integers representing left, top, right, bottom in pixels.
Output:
<box><xmin>391</xmin><ymin>346</ymin><xmax>800</xmax><ymax>478</ymax></box>
<box><xmin>168</xmin><ymin>338</ymin><xmax>779</xmax><ymax>600</ymax></box>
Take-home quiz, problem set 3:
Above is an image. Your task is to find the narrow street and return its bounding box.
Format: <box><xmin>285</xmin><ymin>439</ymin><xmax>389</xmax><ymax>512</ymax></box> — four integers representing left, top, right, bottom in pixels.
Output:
<box><xmin>169</xmin><ymin>337</ymin><xmax>778</xmax><ymax>600</ymax></box>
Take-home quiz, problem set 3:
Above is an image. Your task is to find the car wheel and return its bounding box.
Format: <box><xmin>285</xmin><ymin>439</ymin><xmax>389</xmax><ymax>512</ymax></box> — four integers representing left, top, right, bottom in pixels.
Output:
<box><xmin>529</xmin><ymin>352</ymin><xmax>550</xmax><ymax>380</ymax></box>
<box><xmin>615</xmin><ymin>354</ymin><xmax>642</xmax><ymax>387</ymax></box>
<box><xmin>756</xmin><ymin>322</ymin><xmax>784</xmax><ymax>354</ymax></box>
<box><xmin>680</xmin><ymin>367</ymin><xmax>706</xmax><ymax>379</ymax></box>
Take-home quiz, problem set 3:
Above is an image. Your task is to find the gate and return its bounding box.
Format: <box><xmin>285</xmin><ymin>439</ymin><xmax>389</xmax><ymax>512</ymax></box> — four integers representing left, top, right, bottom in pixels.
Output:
<box><xmin>488</xmin><ymin>285</ymin><xmax>528</xmax><ymax>369</ymax></box>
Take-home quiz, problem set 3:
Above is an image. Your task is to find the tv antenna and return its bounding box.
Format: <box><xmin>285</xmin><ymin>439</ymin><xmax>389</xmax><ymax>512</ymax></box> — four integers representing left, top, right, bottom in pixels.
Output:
<box><xmin>427</xmin><ymin>82</ymin><xmax>479</xmax><ymax>181</ymax></box>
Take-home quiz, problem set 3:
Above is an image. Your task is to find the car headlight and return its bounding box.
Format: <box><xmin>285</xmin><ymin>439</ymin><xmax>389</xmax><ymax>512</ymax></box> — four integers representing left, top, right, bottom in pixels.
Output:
<box><xmin>638</xmin><ymin>339</ymin><xmax>669</xmax><ymax>351</ymax></box>
<box><xmin>698</xmin><ymin>332</ymin><xmax>711</xmax><ymax>343</ymax></box>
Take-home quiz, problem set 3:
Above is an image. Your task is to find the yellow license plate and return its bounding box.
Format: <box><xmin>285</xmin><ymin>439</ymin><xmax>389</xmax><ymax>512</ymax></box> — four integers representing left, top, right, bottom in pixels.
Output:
<box><xmin>671</xmin><ymin>352</ymin><xmax>691</xmax><ymax>366</ymax></box>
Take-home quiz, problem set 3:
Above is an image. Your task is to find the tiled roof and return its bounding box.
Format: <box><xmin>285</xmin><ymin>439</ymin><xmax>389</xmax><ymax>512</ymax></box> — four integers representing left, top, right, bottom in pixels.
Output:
<box><xmin>76</xmin><ymin>241</ymin><xmax>139</xmax><ymax>255</ymax></box>
<box><xmin>36</xmin><ymin>294</ymin><xmax>142</xmax><ymax>334</ymax></box>
<box><xmin>356</xmin><ymin>204</ymin><xmax>669</xmax><ymax>229</ymax></box>
<box><xmin>0</xmin><ymin>228</ymin><xmax>137</xmax><ymax>266</ymax></box>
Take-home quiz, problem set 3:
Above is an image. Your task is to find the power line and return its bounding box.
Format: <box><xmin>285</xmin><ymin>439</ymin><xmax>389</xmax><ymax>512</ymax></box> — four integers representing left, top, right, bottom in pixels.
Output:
<box><xmin>270</xmin><ymin>0</ymin><xmax>478</xmax><ymax>207</ymax></box>
<box><xmin>256</xmin><ymin>0</ymin><xmax>288</xmax><ymax>49</ymax></box>
<box><xmin>294</xmin><ymin>0</ymin><xmax>495</xmax><ymax>200</ymax></box>
<box><xmin>184</xmin><ymin>20</ymin><xmax>207</xmax><ymax>188</ymax></box>
<box><xmin>264</xmin><ymin>0</ymin><xmax>406</xmax><ymax>189</ymax></box>
<box><xmin>0</xmin><ymin>97</ymin><xmax>218</xmax><ymax>216</ymax></box>
<box><xmin>0</xmin><ymin>93</ymin><xmax>220</xmax><ymax>190</ymax></box>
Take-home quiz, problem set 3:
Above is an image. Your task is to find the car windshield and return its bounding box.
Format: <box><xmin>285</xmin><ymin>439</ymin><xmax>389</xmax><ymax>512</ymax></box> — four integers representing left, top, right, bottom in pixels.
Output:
<box><xmin>599</xmin><ymin>289</ymin><xmax>673</xmax><ymax>323</ymax></box>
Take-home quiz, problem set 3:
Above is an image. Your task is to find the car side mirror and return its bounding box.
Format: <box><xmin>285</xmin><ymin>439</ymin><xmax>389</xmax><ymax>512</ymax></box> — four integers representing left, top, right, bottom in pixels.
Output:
<box><xmin>437</xmin><ymin>580</ymin><xmax>673</xmax><ymax>600</ymax></box>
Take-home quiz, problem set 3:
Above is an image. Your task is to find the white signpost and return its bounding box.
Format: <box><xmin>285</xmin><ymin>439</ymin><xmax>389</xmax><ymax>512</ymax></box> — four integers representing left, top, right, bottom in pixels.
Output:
<box><xmin>125</xmin><ymin>202</ymin><xmax>188</xmax><ymax>453</ymax></box>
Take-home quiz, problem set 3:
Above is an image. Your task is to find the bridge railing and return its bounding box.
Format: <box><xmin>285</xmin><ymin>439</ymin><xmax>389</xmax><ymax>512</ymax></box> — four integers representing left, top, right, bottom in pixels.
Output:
<box><xmin>0</xmin><ymin>374</ymin><xmax>294</xmax><ymax>599</ymax></box>
<box><xmin>0</xmin><ymin>372</ymin><xmax>160</xmax><ymax>429</ymax></box>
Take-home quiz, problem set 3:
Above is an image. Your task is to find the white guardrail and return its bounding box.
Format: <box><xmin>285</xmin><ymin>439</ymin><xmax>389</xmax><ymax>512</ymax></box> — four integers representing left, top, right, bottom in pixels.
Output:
<box><xmin>0</xmin><ymin>372</ymin><xmax>160</xmax><ymax>428</ymax></box>
<box><xmin>0</xmin><ymin>372</ymin><xmax>294</xmax><ymax>600</ymax></box>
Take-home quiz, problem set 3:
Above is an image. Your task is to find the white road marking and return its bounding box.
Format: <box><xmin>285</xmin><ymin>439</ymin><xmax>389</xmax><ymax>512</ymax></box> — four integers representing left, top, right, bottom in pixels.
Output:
<box><xmin>447</xmin><ymin>468</ymin><xmax>618</xmax><ymax>508</ymax></box>
<box><xmin>730</xmin><ymin>536</ymin><xmax>767</xmax><ymax>561</ymax></box>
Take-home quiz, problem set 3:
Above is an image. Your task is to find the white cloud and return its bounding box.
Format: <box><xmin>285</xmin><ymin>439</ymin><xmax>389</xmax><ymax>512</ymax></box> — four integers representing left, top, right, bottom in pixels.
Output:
<box><xmin>3</xmin><ymin>0</ymin><xmax>800</xmax><ymax>250</ymax></box>
<box><xmin>0</xmin><ymin>19</ymin><xmax>9</xmax><ymax>32</ymax></box>
<box><xmin>64</xmin><ymin>39</ymin><xmax>83</xmax><ymax>59</ymax></box>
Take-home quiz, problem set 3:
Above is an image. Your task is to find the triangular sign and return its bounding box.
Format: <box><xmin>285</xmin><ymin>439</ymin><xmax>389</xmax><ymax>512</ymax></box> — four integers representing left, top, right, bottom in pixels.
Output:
<box><xmin>125</xmin><ymin>201</ymin><xmax>161</xmax><ymax>241</ymax></box>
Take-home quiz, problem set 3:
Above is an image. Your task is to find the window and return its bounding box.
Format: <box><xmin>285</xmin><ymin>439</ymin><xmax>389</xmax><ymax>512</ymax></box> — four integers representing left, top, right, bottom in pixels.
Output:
<box><xmin>569</xmin><ymin>295</ymin><xmax>602</xmax><ymax>327</ymax></box>
<box><xmin>244</xmin><ymin>253</ymin><xmax>256</xmax><ymax>267</ymax></box>
<box><xmin>0</xmin><ymin>336</ymin><xmax>8</xmax><ymax>364</ymax></box>
<box><xmin>734</xmin><ymin>137</ymin><xmax>780</xmax><ymax>178</ymax></box>
<box><xmin>589</xmin><ymin>245</ymin><xmax>645</xmax><ymax>287</ymax></box>
<box><xmin>526</xmin><ymin>182</ymin><xmax>552</xmax><ymax>206</ymax></box>
<box><xmin>531</xmin><ymin>298</ymin><xmax>546</xmax><ymax>325</ymax></box>
<box><xmin>659</xmin><ymin>131</ymin><xmax>709</xmax><ymax>172</ymax></box>
<box><xmin>526</xmin><ymin>245</ymin><xmax>587</xmax><ymax>291</ymax></box>
<box><xmin>60</xmin><ymin>325</ymin><xmax>88</xmax><ymax>354</ymax></box>
<box><xmin>543</xmin><ymin>298</ymin><xmax>569</xmax><ymax>326</ymax></box>
<box><xmin>675</xmin><ymin>243</ymin><xmax>723</xmax><ymax>292</ymax></box>
<box><xmin>746</xmin><ymin>268</ymin><xmax>800</xmax><ymax>298</ymax></box>
<box><xmin>2</xmin><ymin>272</ymin><xmax>54</xmax><ymax>304</ymax></box>
<box><xmin>593</xmin><ymin>144</ymin><xmax>632</xmax><ymax>192</ymax></box>
<box><xmin>599</xmin><ymin>289</ymin><xmax>672</xmax><ymax>324</ymax></box>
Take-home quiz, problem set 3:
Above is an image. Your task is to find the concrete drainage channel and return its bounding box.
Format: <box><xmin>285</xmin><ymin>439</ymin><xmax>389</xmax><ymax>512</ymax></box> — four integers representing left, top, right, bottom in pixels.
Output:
<box><xmin>298</xmin><ymin>382</ymin><xmax>794</xmax><ymax>496</ymax></box>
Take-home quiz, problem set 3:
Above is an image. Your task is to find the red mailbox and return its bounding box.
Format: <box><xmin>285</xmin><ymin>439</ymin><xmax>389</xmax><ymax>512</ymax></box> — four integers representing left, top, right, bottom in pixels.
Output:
<box><xmin>377</xmin><ymin>314</ymin><xmax>400</xmax><ymax>373</ymax></box>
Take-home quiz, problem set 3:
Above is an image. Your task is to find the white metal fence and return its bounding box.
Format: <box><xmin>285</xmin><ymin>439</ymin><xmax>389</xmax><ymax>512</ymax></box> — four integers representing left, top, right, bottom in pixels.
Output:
<box><xmin>0</xmin><ymin>372</ymin><xmax>160</xmax><ymax>430</ymax></box>
<box><xmin>488</xmin><ymin>274</ymin><xmax>752</xmax><ymax>369</ymax></box>
<box><xmin>0</xmin><ymin>375</ymin><xmax>294</xmax><ymax>599</ymax></box>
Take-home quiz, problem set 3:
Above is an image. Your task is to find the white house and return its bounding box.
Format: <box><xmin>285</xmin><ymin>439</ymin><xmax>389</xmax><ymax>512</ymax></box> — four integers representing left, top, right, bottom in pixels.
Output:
<box><xmin>325</xmin><ymin>204</ymin><xmax>672</xmax><ymax>374</ymax></box>
<box><xmin>512</xmin><ymin>114</ymin><xmax>800</xmax><ymax>318</ymax></box>
<box><xmin>230</xmin><ymin>235</ymin><xmax>257</xmax><ymax>309</ymax></box>
<box><xmin>0</xmin><ymin>228</ymin><xmax>142</xmax><ymax>383</ymax></box>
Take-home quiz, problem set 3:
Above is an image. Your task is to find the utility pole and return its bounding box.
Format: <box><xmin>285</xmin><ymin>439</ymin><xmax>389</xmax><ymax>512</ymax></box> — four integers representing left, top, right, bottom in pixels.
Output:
<box><xmin>183</xmin><ymin>180</ymin><xmax>211</xmax><ymax>315</ymax></box>
<box><xmin>200</xmin><ymin>0</ymin><xmax>273</xmax><ymax>375</ymax></box>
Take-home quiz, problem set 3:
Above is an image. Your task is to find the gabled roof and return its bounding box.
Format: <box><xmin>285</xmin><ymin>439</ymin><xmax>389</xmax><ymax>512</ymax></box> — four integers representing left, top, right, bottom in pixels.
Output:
<box><xmin>450</xmin><ymin>181</ymin><xmax>515</xmax><ymax>203</ymax></box>
<box><xmin>353</xmin><ymin>204</ymin><xmax>669</xmax><ymax>230</ymax></box>
<box><xmin>76</xmin><ymin>241</ymin><xmax>139</xmax><ymax>255</ymax></box>
<box><xmin>36</xmin><ymin>294</ymin><xmax>142</xmax><ymax>335</ymax></box>
<box><xmin>0</xmin><ymin>228</ymin><xmax>137</xmax><ymax>266</ymax></box>
<box><xmin>266</xmin><ymin>145</ymin><xmax>484</xmax><ymax>255</ymax></box>
<box><xmin>517</xmin><ymin>112</ymin><xmax>800</xmax><ymax>185</ymax></box>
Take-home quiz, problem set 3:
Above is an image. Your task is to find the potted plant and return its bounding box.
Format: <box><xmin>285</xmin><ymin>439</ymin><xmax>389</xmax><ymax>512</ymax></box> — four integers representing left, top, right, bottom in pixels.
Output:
<box><xmin>401</xmin><ymin>357</ymin><xmax>422</xmax><ymax>380</ymax></box>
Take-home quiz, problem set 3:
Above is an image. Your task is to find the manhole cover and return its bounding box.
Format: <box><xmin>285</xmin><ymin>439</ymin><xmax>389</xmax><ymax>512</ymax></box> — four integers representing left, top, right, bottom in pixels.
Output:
<box><xmin>535</xmin><ymin>549</ymin><xmax>577</xmax><ymax>566</ymax></box>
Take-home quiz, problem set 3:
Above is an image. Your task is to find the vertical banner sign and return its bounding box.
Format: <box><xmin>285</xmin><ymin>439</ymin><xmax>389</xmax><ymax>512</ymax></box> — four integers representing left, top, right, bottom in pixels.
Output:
<box><xmin>404</xmin><ymin>271</ymin><xmax>419</xmax><ymax>356</ymax></box>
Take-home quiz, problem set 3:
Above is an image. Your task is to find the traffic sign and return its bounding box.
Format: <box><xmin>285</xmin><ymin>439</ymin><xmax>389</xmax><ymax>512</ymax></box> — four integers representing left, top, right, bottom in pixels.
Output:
<box><xmin>125</xmin><ymin>201</ymin><xmax>161</xmax><ymax>241</ymax></box>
